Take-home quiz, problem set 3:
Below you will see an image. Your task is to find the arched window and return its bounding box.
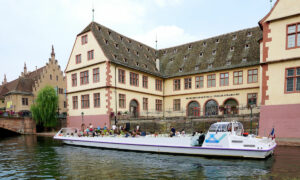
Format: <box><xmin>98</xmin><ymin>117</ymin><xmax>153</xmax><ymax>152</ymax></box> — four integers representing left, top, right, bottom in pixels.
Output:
<box><xmin>205</xmin><ymin>100</ymin><xmax>218</xmax><ymax>116</ymax></box>
<box><xmin>223</xmin><ymin>99</ymin><xmax>238</xmax><ymax>115</ymax></box>
<box><xmin>129</xmin><ymin>99</ymin><xmax>139</xmax><ymax>118</ymax></box>
<box><xmin>187</xmin><ymin>101</ymin><xmax>200</xmax><ymax>116</ymax></box>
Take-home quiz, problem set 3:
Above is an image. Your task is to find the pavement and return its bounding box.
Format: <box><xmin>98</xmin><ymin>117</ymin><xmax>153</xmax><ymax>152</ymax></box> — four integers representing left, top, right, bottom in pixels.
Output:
<box><xmin>275</xmin><ymin>138</ymin><xmax>300</xmax><ymax>147</ymax></box>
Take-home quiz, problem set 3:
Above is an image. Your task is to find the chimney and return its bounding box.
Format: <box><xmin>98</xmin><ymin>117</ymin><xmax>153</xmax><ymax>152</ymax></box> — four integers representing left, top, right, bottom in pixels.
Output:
<box><xmin>2</xmin><ymin>74</ymin><xmax>7</xmax><ymax>85</ymax></box>
<box><xmin>155</xmin><ymin>58</ymin><xmax>160</xmax><ymax>71</ymax></box>
<box><xmin>24</xmin><ymin>62</ymin><xmax>27</xmax><ymax>75</ymax></box>
<box><xmin>51</xmin><ymin>45</ymin><xmax>55</xmax><ymax>60</ymax></box>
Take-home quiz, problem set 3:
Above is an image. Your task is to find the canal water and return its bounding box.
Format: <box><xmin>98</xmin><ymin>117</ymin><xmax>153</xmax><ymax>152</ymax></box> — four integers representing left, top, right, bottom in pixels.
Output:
<box><xmin>0</xmin><ymin>135</ymin><xmax>300</xmax><ymax>179</ymax></box>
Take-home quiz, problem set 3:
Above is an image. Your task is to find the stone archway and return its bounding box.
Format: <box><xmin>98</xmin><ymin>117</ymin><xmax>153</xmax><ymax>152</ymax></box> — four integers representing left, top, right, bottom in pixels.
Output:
<box><xmin>205</xmin><ymin>99</ymin><xmax>219</xmax><ymax>116</ymax></box>
<box><xmin>187</xmin><ymin>101</ymin><xmax>200</xmax><ymax>116</ymax></box>
<box><xmin>129</xmin><ymin>99</ymin><xmax>139</xmax><ymax>118</ymax></box>
<box><xmin>224</xmin><ymin>98</ymin><xmax>238</xmax><ymax>115</ymax></box>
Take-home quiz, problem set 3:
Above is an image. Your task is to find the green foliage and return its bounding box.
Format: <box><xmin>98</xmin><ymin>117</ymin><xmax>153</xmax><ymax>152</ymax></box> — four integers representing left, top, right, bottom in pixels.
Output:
<box><xmin>31</xmin><ymin>86</ymin><xmax>58</xmax><ymax>127</ymax></box>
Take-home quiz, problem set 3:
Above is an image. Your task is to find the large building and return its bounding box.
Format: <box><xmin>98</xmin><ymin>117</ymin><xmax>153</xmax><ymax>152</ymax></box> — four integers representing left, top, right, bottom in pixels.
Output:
<box><xmin>0</xmin><ymin>46</ymin><xmax>67</xmax><ymax>116</ymax></box>
<box><xmin>66</xmin><ymin>0</ymin><xmax>300</xmax><ymax>138</ymax></box>
<box><xmin>259</xmin><ymin>0</ymin><xmax>300</xmax><ymax>138</ymax></box>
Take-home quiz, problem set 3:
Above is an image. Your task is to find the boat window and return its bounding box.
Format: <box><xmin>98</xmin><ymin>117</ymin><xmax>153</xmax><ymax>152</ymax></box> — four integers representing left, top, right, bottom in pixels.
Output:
<box><xmin>219</xmin><ymin>124</ymin><xmax>228</xmax><ymax>132</ymax></box>
<box><xmin>208</xmin><ymin>124</ymin><xmax>218</xmax><ymax>132</ymax></box>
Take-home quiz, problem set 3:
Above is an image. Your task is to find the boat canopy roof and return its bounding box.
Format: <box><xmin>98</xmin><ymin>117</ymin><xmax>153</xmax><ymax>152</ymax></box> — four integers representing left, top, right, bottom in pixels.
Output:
<box><xmin>208</xmin><ymin>121</ymin><xmax>243</xmax><ymax>133</ymax></box>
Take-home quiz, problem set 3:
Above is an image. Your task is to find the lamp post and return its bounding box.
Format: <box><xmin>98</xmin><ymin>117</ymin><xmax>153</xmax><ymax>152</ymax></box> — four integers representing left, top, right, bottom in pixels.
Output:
<box><xmin>81</xmin><ymin>112</ymin><xmax>84</xmax><ymax>131</ymax></box>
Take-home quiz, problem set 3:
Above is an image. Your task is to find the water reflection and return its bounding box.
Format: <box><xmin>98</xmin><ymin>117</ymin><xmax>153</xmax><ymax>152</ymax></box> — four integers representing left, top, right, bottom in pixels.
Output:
<box><xmin>0</xmin><ymin>135</ymin><xmax>299</xmax><ymax>179</ymax></box>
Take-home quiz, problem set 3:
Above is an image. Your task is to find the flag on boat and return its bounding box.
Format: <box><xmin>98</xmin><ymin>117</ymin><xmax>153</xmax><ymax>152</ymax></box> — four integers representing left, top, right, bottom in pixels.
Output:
<box><xmin>269</xmin><ymin>128</ymin><xmax>275</xmax><ymax>140</ymax></box>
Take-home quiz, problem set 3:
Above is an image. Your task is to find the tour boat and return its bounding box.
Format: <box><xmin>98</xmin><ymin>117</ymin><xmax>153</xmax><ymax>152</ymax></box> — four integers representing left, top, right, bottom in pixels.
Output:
<box><xmin>54</xmin><ymin>121</ymin><xmax>276</xmax><ymax>159</ymax></box>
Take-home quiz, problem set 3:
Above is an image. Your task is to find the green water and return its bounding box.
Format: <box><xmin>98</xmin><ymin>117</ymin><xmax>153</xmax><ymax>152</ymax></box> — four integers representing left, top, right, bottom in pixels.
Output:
<box><xmin>0</xmin><ymin>135</ymin><xmax>300</xmax><ymax>179</ymax></box>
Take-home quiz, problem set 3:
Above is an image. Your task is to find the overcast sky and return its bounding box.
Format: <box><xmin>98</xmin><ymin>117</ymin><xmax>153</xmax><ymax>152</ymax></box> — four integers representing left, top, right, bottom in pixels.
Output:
<box><xmin>0</xmin><ymin>0</ymin><xmax>276</xmax><ymax>82</ymax></box>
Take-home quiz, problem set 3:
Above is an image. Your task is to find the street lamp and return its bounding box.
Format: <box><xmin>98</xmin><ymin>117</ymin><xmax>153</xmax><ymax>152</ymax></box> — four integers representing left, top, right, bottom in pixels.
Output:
<box><xmin>81</xmin><ymin>112</ymin><xmax>84</xmax><ymax>131</ymax></box>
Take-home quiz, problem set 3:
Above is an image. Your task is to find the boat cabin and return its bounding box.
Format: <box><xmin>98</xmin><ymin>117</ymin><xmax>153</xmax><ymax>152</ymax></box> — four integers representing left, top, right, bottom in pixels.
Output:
<box><xmin>208</xmin><ymin>122</ymin><xmax>244</xmax><ymax>135</ymax></box>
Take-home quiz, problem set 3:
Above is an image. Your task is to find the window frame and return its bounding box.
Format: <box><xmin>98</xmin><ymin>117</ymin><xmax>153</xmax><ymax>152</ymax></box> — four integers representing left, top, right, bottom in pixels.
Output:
<box><xmin>195</xmin><ymin>76</ymin><xmax>204</xmax><ymax>89</ymax></box>
<box><xmin>155</xmin><ymin>79</ymin><xmax>162</xmax><ymax>91</ymax></box>
<box><xmin>22</xmin><ymin>98</ymin><xmax>28</xmax><ymax>106</ymax></box>
<box><xmin>71</xmin><ymin>73</ymin><xmax>77</xmax><ymax>87</ymax></box>
<box><xmin>118</xmin><ymin>69</ymin><xmax>125</xmax><ymax>84</ymax></box>
<box><xmin>80</xmin><ymin>71</ymin><xmax>89</xmax><ymax>85</ymax></box>
<box><xmin>143</xmin><ymin>76</ymin><xmax>148</xmax><ymax>88</ymax></box>
<box><xmin>247</xmin><ymin>69</ymin><xmax>258</xmax><ymax>84</ymax></box>
<box><xmin>93</xmin><ymin>93</ymin><xmax>100</xmax><ymax>108</ymax></box>
<box><xmin>285</xmin><ymin>67</ymin><xmax>300</xmax><ymax>93</ymax></box>
<box><xmin>155</xmin><ymin>99</ymin><xmax>162</xmax><ymax>112</ymax></box>
<box><xmin>286</xmin><ymin>23</ymin><xmax>300</xmax><ymax>50</ymax></box>
<box><xmin>247</xmin><ymin>93</ymin><xmax>257</xmax><ymax>106</ymax></box>
<box><xmin>81</xmin><ymin>35</ymin><xmax>88</xmax><ymax>45</ymax></box>
<box><xmin>72</xmin><ymin>96</ymin><xmax>78</xmax><ymax>109</ymax></box>
<box><xmin>76</xmin><ymin>54</ymin><xmax>81</xmax><ymax>64</ymax></box>
<box><xmin>207</xmin><ymin>74</ymin><xmax>216</xmax><ymax>88</ymax></box>
<box><xmin>143</xmin><ymin>97</ymin><xmax>148</xmax><ymax>110</ymax></box>
<box><xmin>184</xmin><ymin>77</ymin><xmax>192</xmax><ymax>89</ymax></box>
<box><xmin>220</xmin><ymin>72</ymin><xmax>229</xmax><ymax>86</ymax></box>
<box><xmin>233</xmin><ymin>71</ymin><xmax>243</xmax><ymax>85</ymax></box>
<box><xmin>87</xmin><ymin>50</ymin><xmax>94</xmax><ymax>60</ymax></box>
<box><xmin>173</xmin><ymin>79</ymin><xmax>181</xmax><ymax>91</ymax></box>
<box><xmin>81</xmin><ymin>94</ymin><xmax>90</xmax><ymax>109</ymax></box>
<box><xmin>93</xmin><ymin>68</ymin><xmax>100</xmax><ymax>83</ymax></box>
<box><xmin>130</xmin><ymin>72</ymin><xmax>139</xmax><ymax>86</ymax></box>
<box><xmin>173</xmin><ymin>99</ymin><xmax>181</xmax><ymax>111</ymax></box>
<box><xmin>119</xmin><ymin>94</ymin><xmax>126</xmax><ymax>108</ymax></box>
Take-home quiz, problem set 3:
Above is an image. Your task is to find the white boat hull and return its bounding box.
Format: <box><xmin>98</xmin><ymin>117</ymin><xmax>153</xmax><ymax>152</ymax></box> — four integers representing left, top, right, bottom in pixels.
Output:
<box><xmin>54</xmin><ymin>136</ymin><xmax>275</xmax><ymax>159</ymax></box>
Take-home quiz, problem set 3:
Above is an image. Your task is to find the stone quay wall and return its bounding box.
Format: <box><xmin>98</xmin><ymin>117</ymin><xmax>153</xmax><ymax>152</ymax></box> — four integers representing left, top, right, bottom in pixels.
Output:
<box><xmin>0</xmin><ymin>117</ymin><xmax>36</xmax><ymax>134</ymax></box>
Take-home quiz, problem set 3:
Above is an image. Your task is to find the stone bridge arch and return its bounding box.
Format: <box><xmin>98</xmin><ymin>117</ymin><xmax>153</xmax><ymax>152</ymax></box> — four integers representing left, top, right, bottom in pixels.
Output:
<box><xmin>0</xmin><ymin>118</ymin><xmax>36</xmax><ymax>134</ymax></box>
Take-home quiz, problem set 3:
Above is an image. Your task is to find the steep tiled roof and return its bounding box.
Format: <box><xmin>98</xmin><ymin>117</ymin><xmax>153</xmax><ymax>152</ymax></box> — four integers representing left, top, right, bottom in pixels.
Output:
<box><xmin>79</xmin><ymin>22</ymin><xmax>262</xmax><ymax>78</ymax></box>
<box><xmin>0</xmin><ymin>66</ymin><xmax>45</xmax><ymax>98</ymax></box>
<box><xmin>82</xmin><ymin>22</ymin><xmax>161</xmax><ymax>77</ymax></box>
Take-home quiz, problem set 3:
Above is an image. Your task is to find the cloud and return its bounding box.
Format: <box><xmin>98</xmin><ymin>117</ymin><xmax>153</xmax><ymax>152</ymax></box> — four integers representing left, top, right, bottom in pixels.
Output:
<box><xmin>154</xmin><ymin>0</ymin><xmax>183</xmax><ymax>7</ymax></box>
<box><xmin>133</xmin><ymin>25</ymin><xmax>199</xmax><ymax>49</ymax></box>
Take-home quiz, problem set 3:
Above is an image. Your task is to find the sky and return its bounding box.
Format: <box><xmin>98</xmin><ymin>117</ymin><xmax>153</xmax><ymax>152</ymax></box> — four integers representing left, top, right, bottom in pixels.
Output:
<box><xmin>0</xmin><ymin>0</ymin><xmax>276</xmax><ymax>82</ymax></box>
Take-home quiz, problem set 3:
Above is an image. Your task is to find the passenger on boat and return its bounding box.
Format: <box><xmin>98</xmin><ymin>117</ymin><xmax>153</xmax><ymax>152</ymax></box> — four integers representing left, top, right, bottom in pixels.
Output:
<box><xmin>170</xmin><ymin>126</ymin><xmax>176</xmax><ymax>137</ymax></box>
<box><xmin>103</xmin><ymin>123</ymin><xmax>107</xmax><ymax>130</ymax></box>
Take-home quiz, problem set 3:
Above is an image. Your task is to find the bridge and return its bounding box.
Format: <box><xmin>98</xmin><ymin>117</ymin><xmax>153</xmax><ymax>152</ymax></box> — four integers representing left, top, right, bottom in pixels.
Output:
<box><xmin>0</xmin><ymin>117</ymin><xmax>36</xmax><ymax>134</ymax></box>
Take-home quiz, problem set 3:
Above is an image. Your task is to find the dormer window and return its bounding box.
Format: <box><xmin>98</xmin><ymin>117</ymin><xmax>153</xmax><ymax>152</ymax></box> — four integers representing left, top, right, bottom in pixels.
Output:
<box><xmin>226</xmin><ymin>59</ymin><xmax>231</xmax><ymax>66</ymax></box>
<box><xmin>216</xmin><ymin>39</ymin><xmax>219</xmax><ymax>43</ymax></box>
<box><xmin>179</xmin><ymin>68</ymin><xmax>183</xmax><ymax>72</ymax></box>
<box><xmin>174</xmin><ymin>49</ymin><xmax>177</xmax><ymax>53</ymax></box>
<box><xmin>242</xmin><ymin>58</ymin><xmax>247</xmax><ymax>63</ymax></box>
<box><xmin>208</xmin><ymin>64</ymin><xmax>213</xmax><ymax>69</ymax></box>
<box><xmin>163</xmin><ymin>50</ymin><xmax>166</xmax><ymax>55</ymax></box>
<box><xmin>147</xmin><ymin>48</ymin><xmax>150</xmax><ymax>52</ymax></box>
<box><xmin>184</xmin><ymin>55</ymin><xmax>187</xmax><ymax>61</ymax></box>
<box><xmin>105</xmin><ymin>39</ymin><xmax>108</xmax><ymax>45</ymax></box>
<box><xmin>170</xmin><ymin>58</ymin><xmax>174</xmax><ymax>62</ymax></box>
<box><xmin>146</xmin><ymin>55</ymin><xmax>149</xmax><ymax>59</ymax></box>
<box><xmin>199</xmin><ymin>52</ymin><xmax>203</xmax><ymax>57</ymax></box>
<box><xmin>203</xmin><ymin>42</ymin><xmax>207</xmax><ymax>46</ymax></box>
<box><xmin>245</xmin><ymin>44</ymin><xmax>249</xmax><ymax>49</ymax></box>
<box><xmin>188</xmin><ymin>44</ymin><xmax>192</xmax><ymax>50</ymax></box>
<box><xmin>128</xmin><ymin>39</ymin><xmax>131</xmax><ymax>43</ymax></box>
<box><xmin>212</xmin><ymin>50</ymin><xmax>216</xmax><ymax>55</ymax></box>
<box><xmin>123</xmin><ymin>58</ymin><xmax>128</xmax><ymax>63</ymax></box>
<box><xmin>108</xmin><ymin>31</ymin><xmax>111</xmax><ymax>36</ymax></box>
<box><xmin>136</xmin><ymin>51</ymin><xmax>139</xmax><ymax>56</ymax></box>
<box><xmin>145</xmin><ymin>64</ymin><xmax>148</xmax><ymax>69</ymax></box>
<box><xmin>127</xmin><ymin>48</ymin><xmax>130</xmax><ymax>53</ymax></box>
<box><xmin>115</xmin><ymin>43</ymin><xmax>119</xmax><ymax>49</ymax></box>
<box><xmin>233</xmin><ymin>35</ymin><xmax>237</xmax><ymax>40</ymax></box>
<box><xmin>113</xmin><ymin>54</ymin><xmax>117</xmax><ymax>60</ymax></box>
<box><xmin>136</xmin><ymin>62</ymin><xmax>139</xmax><ymax>66</ymax></box>
<box><xmin>195</xmin><ymin>66</ymin><xmax>199</xmax><ymax>71</ymax></box>
<box><xmin>120</xmin><ymin>36</ymin><xmax>123</xmax><ymax>41</ymax></box>
<box><xmin>247</xmin><ymin>32</ymin><xmax>252</xmax><ymax>37</ymax></box>
<box><xmin>139</xmin><ymin>44</ymin><xmax>142</xmax><ymax>48</ymax></box>
<box><xmin>230</xmin><ymin>47</ymin><xmax>234</xmax><ymax>51</ymax></box>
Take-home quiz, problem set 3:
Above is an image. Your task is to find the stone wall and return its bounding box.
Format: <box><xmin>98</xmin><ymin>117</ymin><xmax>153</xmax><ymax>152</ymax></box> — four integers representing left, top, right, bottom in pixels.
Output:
<box><xmin>112</xmin><ymin>114</ymin><xmax>260</xmax><ymax>135</ymax></box>
<box><xmin>0</xmin><ymin>117</ymin><xmax>36</xmax><ymax>134</ymax></box>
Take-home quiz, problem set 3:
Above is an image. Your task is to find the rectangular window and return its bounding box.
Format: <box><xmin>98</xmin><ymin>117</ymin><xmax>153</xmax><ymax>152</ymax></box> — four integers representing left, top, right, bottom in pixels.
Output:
<box><xmin>234</xmin><ymin>71</ymin><xmax>243</xmax><ymax>85</ymax></box>
<box><xmin>195</xmin><ymin>76</ymin><xmax>203</xmax><ymax>88</ymax></box>
<box><xmin>22</xmin><ymin>98</ymin><xmax>28</xmax><ymax>106</ymax></box>
<box><xmin>87</xmin><ymin>50</ymin><xmax>94</xmax><ymax>60</ymax></box>
<box><xmin>220</xmin><ymin>73</ymin><xmax>229</xmax><ymax>86</ymax></box>
<box><xmin>94</xmin><ymin>93</ymin><xmax>100</xmax><ymax>107</ymax></box>
<box><xmin>76</xmin><ymin>54</ymin><xmax>81</xmax><ymax>64</ymax></box>
<box><xmin>207</xmin><ymin>74</ymin><xmax>216</xmax><ymax>87</ymax></box>
<box><xmin>173</xmin><ymin>99</ymin><xmax>181</xmax><ymax>111</ymax></box>
<box><xmin>247</xmin><ymin>93</ymin><xmax>257</xmax><ymax>106</ymax></box>
<box><xmin>81</xmin><ymin>95</ymin><xmax>90</xmax><ymax>108</ymax></box>
<box><xmin>93</xmin><ymin>68</ymin><xmax>100</xmax><ymax>83</ymax></box>
<box><xmin>130</xmin><ymin>72</ymin><xmax>139</xmax><ymax>86</ymax></box>
<box><xmin>119</xmin><ymin>94</ymin><xmax>126</xmax><ymax>108</ymax></box>
<box><xmin>81</xmin><ymin>35</ymin><xmax>88</xmax><ymax>45</ymax></box>
<box><xmin>184</xmin><ymin>77</ymin><xmax>192</xmax><ymax>89</ymax></box>
<box><xmin>72</xmin><ymin>73</ymin><xmax>77</xmax><ymax>87</ymax></box>
<box><xmin>72</xmin><ymin>96</ymin><xmax>78</xmax><ymax>109</ymax></box>
<box><xmin>143</xmin><ymin>98</ymin><xmax>148</xmax><ymax>110</ymax></box>
<box><xmin>64</xmin><ymin>101</ymin><xmax>67</xmax><ymax>108</ymax></box>
<box><xmin>174</xmin><ymin>79</ymin><xmax>181</xmax><ymax>90</ymax></box>
<box><xmin>286</xmin><ymin>67</ymin><xmax>300</xmax><ymax>93</ymax></box>
<box><xmin>287</xmin><ymin>23</ymin><xmax>300</xmax><ymax>49</ymax></box>
<box><xmin>155</xmin><ymin>99</ymin><xmax>162</xmax><ymax>111</ymax></box>
<box><xmin>80</xmin><ymin>71</ymin><xmax>89</xmax><ymax>85</ymax></box>
<box><xmin>143</xmin><ymin>76</ymin><xmax>148</xmax><ymax>88</ymax></box>
<box><xmin>248</xmin><ymin>69</ymin><xmax>258</xmax><ymax>83</ymax></box>
<box><xmin>118</xmin><ymin>69</ymin><xmax>125</xmax><ymax>84</ymax></box>
<box><xmin>155</xmin><ymin>79</ymin><xmax>162</xmax><ymax>91</ymax></box>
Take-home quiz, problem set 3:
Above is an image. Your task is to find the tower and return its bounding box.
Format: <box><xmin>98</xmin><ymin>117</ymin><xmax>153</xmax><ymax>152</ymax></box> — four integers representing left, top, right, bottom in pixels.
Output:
<box><xmin>51</xmin><ymin>45</ymin><xmax>55</xmax><ymax>60</ymax></box>
<box><xmin>2</xmin><ymin>74</ymin><xmax>7</xmax><ymax>85</ymax></box>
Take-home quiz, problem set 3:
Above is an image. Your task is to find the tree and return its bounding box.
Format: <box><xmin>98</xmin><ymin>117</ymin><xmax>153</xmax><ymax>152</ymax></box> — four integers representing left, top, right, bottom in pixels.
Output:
<box><xmin>31</xmin><ymin>86</ymin><xmax>58</xmax><ymax>127</ymax></box>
